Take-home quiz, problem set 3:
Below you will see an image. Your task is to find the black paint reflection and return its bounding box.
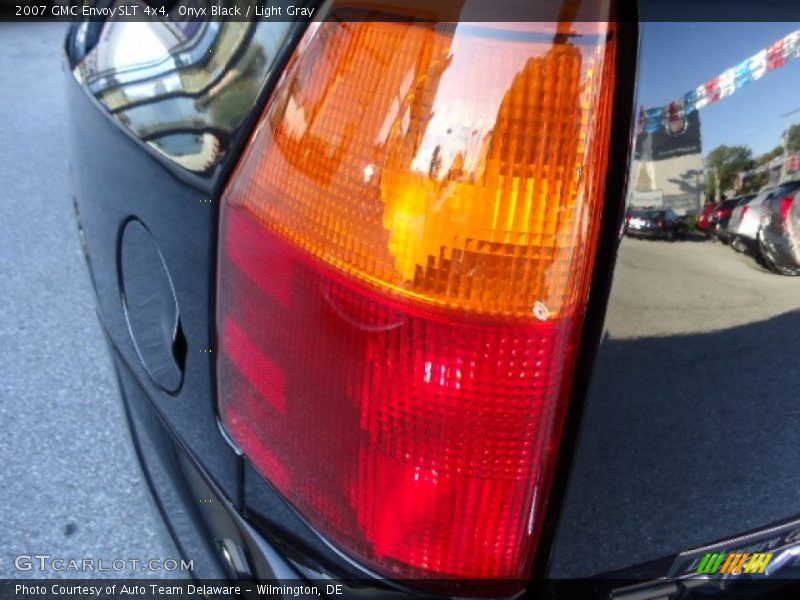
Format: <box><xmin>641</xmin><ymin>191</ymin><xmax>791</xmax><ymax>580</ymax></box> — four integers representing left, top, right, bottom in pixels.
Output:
<box><xmin>553</xmin><ymin>188</ymin><xmax>800</xmax><ymax>575</ymax></box>
<box><xmin>73</xmin><ymin>6</ymin><xmax>292</xmax><ymax>173</ymax></box>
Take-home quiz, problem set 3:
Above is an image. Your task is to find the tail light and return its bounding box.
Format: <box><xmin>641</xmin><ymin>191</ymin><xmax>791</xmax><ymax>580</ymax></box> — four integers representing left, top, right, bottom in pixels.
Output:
<box><xmin>657</xmin><ymin>217</ymin><xmax>666</xmax><ymax>227</ymax></box>
<box><xmin>780</xmin><ymin>196</ymin><xmax>794</xmax><ymax>224</ymax></box>
<box><xmin>217</xmin><ymin>8</ymin><xmax>618</xmax><ymax>593</ymax></box>
<box><xmin>741</xmin><ymin>206</ymin><xmax>750</xmax><ymax>220</ymax></box>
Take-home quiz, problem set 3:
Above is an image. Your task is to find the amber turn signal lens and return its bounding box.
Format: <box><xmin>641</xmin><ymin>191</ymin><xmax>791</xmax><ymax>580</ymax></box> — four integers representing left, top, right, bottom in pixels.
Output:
<box><xmin>226</xmin><ymin>19</ymin><xmax>616</xmax><ymax>319</ymax></box>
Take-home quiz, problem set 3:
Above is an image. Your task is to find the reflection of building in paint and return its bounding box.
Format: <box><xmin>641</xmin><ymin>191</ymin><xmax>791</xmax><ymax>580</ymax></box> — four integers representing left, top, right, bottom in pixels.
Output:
<box><xmin>383</xmin><ymin>36</ymin><xmax>586</xmax><ymax>276</ymax></box>
<box><xmin>74</xmin><ymin>10</ymin><xmax>291</xmax><ymax>174</ymax></box>
<box><xmin>629</xmin><ymin>111</ymin><xmax>705</xmax><ymax>215</ymax></box>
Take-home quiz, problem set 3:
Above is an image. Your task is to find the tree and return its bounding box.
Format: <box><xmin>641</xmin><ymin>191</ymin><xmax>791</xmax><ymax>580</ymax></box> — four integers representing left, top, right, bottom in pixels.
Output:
<box><xmin>757</xmin><ymin>145</ymin><xmax>785</xmax><ymax>165</ymax></box>
<box><xmin>705</xmin><ymin>144</ymin><xmax>754</xmax><ymax>200</ymax></box>
<box><xmin>746</xmin><ymin>145</ymin><xmax>785</xmax><ymax>190</ymax></box>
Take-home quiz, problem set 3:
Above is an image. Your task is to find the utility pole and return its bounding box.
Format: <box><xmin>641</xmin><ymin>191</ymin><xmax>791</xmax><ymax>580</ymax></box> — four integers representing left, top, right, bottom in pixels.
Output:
<box><xmin>780</xmin><ymin>107</ymin><xmax>800</xmax><ymax>183</ymax></box>
<box><xmin>702</xmin><ymin>157</ymin><xmax>719</xmax><ymax>204</ymax></box>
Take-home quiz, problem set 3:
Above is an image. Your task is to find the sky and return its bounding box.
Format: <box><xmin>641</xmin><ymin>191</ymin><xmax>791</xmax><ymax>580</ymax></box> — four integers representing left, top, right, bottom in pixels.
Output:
<box><xmin>637</xmin><ymin>22</ymin><xmax>800</xmax><ymax>157</ymax></box>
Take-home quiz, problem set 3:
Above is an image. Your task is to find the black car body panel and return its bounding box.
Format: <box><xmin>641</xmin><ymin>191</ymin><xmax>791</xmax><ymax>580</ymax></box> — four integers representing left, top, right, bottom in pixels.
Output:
<box><xmin>66</xmin><ymin>13</ymin><xmax>311</xmax><ymax>577</ymax></box>
<box><xmin>66</xmin><ymin>10</ymin><xmax>800</xmax><ymax>600</ymax></box>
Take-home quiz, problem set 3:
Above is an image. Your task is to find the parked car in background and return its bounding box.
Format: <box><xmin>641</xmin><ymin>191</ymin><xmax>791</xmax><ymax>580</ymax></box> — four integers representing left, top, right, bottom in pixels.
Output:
<box><xmin>727</xmin><ymin>188</ymin><xmax>777</xmax><ymax>253</ymax></box>
<box><xmin>709</xmin><ymin>194</ymin><xmax>754</xmax><ymax>242</ymax></box>
<box><xmin>625</xmin><ymin>208</ymin><xmax>687</xmax><ymax>241</ymax></box>
<box><xmin>758</xmin><ymin>181</ymin><xmax>800</xmax><ymax>275</ymax></box>
<box><xmin>697</xmin><ymin>200</ymin><xmax>719</xmax><ymax>235</ymax></box>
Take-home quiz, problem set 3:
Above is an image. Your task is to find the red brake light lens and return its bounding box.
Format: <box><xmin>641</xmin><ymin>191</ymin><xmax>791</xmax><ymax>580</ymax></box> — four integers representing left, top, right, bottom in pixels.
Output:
<box><xmin>217</xmin><ymin>10</ymin><xmax>618</xmax><ymax>592</ymax></box>
<box><xmin>780</xmin><ymin>195</ymin><xmax>794</xmax><ymax>224</ymax></box>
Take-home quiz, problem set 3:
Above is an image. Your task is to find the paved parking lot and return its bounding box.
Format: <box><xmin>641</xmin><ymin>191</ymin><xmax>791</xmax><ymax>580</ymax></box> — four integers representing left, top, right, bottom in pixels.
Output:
<box><xmin>607</xmin><ymin>236</ymin><xmax>800</xmax><ymax>339</ymax></box>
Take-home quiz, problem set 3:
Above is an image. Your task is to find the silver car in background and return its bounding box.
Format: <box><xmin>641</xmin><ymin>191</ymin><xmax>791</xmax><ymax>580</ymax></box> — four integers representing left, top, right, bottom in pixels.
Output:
<box><xmin>727</xmin><ymin>188</ymin><xmax>777</xmax><ymax>253</ymax></box>
<box><xmin>759</xmin><ymin>181</ymin><xmax>800</xmax><ymax>275</ymax></box>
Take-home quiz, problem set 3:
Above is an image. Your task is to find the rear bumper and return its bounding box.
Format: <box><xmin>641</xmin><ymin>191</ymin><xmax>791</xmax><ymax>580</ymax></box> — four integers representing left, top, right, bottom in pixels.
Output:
<box><xmin>761</xmin><ymin>230</ymin><xmax>800</xmax><ymax>268</ymax></box>
<box><xmin>626</xmin><ymin>227</ymin><xmax>668</xmax><ymax>239</ymax></box>
<box><xmin>729</xmin><ymin>235</ymin><xmax>758</xmax><ymax>252</ymax></box>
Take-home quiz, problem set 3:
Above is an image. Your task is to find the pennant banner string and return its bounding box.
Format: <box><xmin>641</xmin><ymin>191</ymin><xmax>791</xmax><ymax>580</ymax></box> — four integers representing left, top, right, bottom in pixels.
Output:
<box><xmin>638</xmin><ymin>29</ymin><xmax>800</xmax><ymax>135</ymax></box>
